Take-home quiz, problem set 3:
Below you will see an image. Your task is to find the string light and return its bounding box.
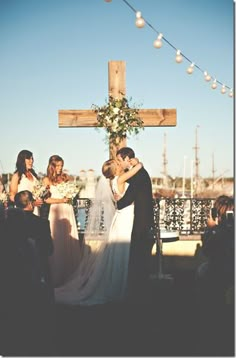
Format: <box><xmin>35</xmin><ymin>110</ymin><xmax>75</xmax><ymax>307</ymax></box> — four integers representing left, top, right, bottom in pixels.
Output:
<box><xmin>135</xmin><ymin>11</ymin><xmax>145</xmax><ymax>28</ymax></box>
<box><xmin>106</xmin><ymin>0</ymin><xmax>233</xmax><ymax>98</ymax></box>
<box><xmin>153</xmin><ymin>33</ymin><xmax>163</xmax><ymax>48</ymax></box>
<box><xmin>229</xmin><ymin>89</ymin><xmax>234</xmax><ymax>97</ymax></box>
<box><xmin>211</xmin><ymin>79</ymin><xmax>217</xmax><ymax>89</ymax></box>
<box><xmin>204</xmin><ymin>71</ymin><xmax>211</xmax><ymax>82</ymax></box>
<box><xmin>175</xmin><ymin>50</ymin><xmax>183</xmax><ymax>63</ymax></box>
<box><xmin>221</xmin><ymin>85</ymin><xmax>226</xmax><ymax>94</ymax></box>
<box><xmin>187</xmin><ymin>63</ymin><xmax>194</xmax><ymax>74</ymax></box>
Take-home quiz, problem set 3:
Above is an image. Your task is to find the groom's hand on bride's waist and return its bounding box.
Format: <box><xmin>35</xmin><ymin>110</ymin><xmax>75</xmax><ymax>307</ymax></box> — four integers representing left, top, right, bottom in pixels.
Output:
<box><xmin>113</xmin><ymin>192</ymin><xmax>122</xmax><ymax>201</ymax></box>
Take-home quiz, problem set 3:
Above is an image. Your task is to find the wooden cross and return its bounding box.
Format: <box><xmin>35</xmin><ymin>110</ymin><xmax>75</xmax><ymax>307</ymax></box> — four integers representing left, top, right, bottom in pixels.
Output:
<box><xmin>58</xmin><ymin>61</ymin><xmax>177</xmax><ymax>159</ymax></box>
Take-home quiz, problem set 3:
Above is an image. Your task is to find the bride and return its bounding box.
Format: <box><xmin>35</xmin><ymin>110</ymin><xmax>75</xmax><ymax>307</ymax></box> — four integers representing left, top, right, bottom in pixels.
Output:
<box><xmin>55</xmin><ymin>157</ymin><xmax>142</xmax><ymax>305</ymax></box>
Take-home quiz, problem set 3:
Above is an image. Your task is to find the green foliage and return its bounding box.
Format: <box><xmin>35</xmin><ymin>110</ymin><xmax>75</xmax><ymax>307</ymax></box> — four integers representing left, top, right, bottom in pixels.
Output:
<box><xmin>92</xmin><ymin>96</ymin><xmax>144</xmax><ymax>144</ymax></box>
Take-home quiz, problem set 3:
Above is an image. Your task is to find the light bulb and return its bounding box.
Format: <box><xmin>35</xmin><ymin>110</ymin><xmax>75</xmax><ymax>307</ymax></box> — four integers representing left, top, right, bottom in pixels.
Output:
<box><xmin>135</xmin><ymin>11</ymin><xmax>145</xmax><ymax>28</ymax></box>
<box><xmin>204</xmin><ymin>71</ymin><xmax>211</xmax><ymax>82</ymax></box>
<box><xmin>187</xmin><ymin>63</ymin><xmax>194</xmax><ymax>74</ymax></box>
<box><xmin>229</xmin><ymin>89</ymin><xmax>234</xmax><ymax>97</ymax></box>
<box><xmin>153</xmin><ymin>33</ymin><xmax>163</xmax><ymax>48</ymax></box>
<box><xmin>211</xmin><ymin>79</ymin><xmax>217</xmax><ymax>89</ymax></box>
<box><xmin>175</xmin><ymin>50</ymin><xmax>182</xmax><ymax>63</ymax></box>
<box><xmin>221</xmin><ymin>85</ymin><xmax>226</xmax><ymax>94</ymax></box>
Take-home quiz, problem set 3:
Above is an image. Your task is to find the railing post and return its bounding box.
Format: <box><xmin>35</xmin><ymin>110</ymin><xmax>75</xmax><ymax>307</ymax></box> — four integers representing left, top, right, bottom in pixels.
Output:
<box><xmin>190</xmin><ymin>198</ymin><xmax>193</xmax><ymax>234</ymax></box>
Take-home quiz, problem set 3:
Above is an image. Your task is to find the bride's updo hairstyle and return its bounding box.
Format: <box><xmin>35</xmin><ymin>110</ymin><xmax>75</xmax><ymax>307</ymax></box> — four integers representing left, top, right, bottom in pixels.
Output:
<box><xmin>102</xmin><ymin>159</ymin><xmax>117</xmax><ymax>180</ymax></box>
<box><xmin>47</xmin><ymin>154</ymin><xmax>69</xmax><ymax>184</ymax></box>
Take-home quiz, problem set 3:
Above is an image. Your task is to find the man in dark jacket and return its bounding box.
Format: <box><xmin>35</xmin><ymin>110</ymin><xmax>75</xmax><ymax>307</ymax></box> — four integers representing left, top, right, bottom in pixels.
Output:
<box><xmin>0</xmin><ymin>190</ymin><xmax>54</xmax><ymax>355</ymax></box>
<box><xmin>116</xmin><ymin>147</ymin><xmax>155</xmax><ymax>303</ymax></box>
<box><xmin>14</xmin><ymin>190</ymin><xmax>54</xmax><ymax>304</ymax></box>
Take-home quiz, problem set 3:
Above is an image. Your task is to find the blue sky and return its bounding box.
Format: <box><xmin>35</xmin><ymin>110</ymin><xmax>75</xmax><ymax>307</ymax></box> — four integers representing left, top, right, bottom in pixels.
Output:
<box><xmin>0</xmin><ymin>0</ymin><xmax>234</xmax><ymax>179</ymax></box>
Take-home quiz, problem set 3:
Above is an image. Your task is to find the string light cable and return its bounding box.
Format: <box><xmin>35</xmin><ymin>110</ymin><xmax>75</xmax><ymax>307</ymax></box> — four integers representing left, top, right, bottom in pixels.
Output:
<box><xmin>105</xmin><ymin>0</ymin><xmax>234</xmax><ymax>98</ymax></box>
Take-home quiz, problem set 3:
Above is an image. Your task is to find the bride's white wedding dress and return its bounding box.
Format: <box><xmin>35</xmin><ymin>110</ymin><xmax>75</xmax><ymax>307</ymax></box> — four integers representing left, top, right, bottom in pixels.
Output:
<box><xmin>55</xmin><ymin>176</ymin><xmax>134</xmax><ymax>305</ymax></box>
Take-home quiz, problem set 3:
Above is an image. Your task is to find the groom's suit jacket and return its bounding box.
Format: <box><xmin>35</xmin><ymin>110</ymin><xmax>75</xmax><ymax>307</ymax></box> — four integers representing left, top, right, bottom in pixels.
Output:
<box><xmin>117</xmin><ymin>167</ymin><xmax>154</xmax><ymax>301</ymax></box>
<box><xmin>117</xmin><ymin>166</ymin><xmax>154</xmax><ymax>237</ymax></box>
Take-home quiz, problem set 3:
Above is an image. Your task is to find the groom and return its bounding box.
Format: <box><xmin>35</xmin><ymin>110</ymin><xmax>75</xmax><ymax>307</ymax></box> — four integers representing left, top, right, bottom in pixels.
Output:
<box><xmin>116</xmin><ymin>147</ymin><xmax>155</xmax><ymax>303</ymax></box>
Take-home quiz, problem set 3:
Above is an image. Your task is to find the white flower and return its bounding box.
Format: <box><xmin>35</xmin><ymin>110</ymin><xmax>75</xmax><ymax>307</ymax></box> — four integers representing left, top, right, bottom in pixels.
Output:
<box><xmin>32</xmin><ymin>182</ymin><xmax>49</xmax><ymax>200</ymax></box>
<box><xmin>113</xmin><ymin>107</ymin><xmax>119</xmax><ymax>114</ymax></box>
<box><xmin>0</xmin><ymin>192</ymin><xmax>8</xmax><ymax>203</ymax></box>
<box><xmin>92</xmin><ymin>96</ymin><xmax>143</xmax><ymax>144</ymax></box>
<box><xmin>56</xmin><ymin>181</ymin><xmax>79</xmax><ymax>202</ymax></box>
<box><xmin>111</xmin><ymin>122</ymin><xmax>119</xmax><ymax>131</ymax></box>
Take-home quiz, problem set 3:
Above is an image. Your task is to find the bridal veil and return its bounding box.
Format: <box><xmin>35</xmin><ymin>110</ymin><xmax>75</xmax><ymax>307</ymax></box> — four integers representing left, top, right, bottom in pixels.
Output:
<box><xmin>55</xmin><ymin>175</ymin><xmax>116</xmax><ymax>300</ymax></box>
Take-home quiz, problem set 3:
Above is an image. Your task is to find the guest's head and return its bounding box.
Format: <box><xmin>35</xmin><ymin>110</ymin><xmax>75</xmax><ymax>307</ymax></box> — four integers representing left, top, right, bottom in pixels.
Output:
<box><xmin>14</xmin><ymin>149</ymin><xmax>38</xmax><ymax>180</ymax></box>
<box><xmin>116</xmin><ymin>147</ymin><xmax>135</xmax><ymax>170</ymax></box>
<box><xmin>208</xmin><ymin>195</ymin><xmax>234</xmax><ymax>227</ymax></box>
<box><xmin>214</xmin><ymin>195</ymin><xmax>234</xmax><ymax>224</ymax></box>
<box><xmin>14</xmin><ymin>190</ymin><xmax>35</xmax><ymax>211</ymax></box>
<box><xmin>46</xmin><ymin>155</ymin><xmax>68</xmax><ymax>184</ymax></box>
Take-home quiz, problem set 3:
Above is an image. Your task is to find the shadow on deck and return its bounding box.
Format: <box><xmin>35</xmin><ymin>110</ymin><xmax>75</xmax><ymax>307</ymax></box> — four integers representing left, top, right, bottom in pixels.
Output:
<box><xmin>52</xmin><ymin>260</ymin><xmax>234</xmax><ymax>357</ymax></box>
<box><xmin>1</xmin><ymin>253</ymin><xmax>234</xmax><ymax>356</ymax></box>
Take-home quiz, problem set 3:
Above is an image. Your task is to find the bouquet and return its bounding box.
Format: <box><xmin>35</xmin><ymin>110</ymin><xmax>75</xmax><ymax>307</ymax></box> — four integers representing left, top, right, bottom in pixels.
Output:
<box><xmin>56</xmin><ymin>181</ymin><xmax>80</xmax><ymax>204</ymax></box>
<box><xmin>32</xmin><ymin>182</ymin><xmax>51</xmax><ymax>201</ymax></box>
<box><xmin>0</xmin><ymin>191</ymin><xmax>8</xmax><ymax>205</ymax></box>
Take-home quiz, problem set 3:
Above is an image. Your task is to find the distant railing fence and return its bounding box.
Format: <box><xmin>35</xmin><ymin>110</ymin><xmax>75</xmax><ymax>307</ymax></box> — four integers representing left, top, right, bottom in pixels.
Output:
<box><xmin>73</xmin><ymin>197</ymin><xmax>215</xmax><ymax>238</ymax></box>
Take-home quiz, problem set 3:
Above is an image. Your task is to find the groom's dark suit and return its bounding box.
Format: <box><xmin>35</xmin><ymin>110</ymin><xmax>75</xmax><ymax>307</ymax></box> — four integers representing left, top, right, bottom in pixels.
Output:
<box><xmin>117</xmin><ymin>166</ymin><xmax>154</xmax><ymax>302</ymax></box>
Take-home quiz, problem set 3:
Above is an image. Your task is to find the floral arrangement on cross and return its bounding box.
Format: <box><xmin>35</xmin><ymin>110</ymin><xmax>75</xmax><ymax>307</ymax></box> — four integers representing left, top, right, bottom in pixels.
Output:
<box><xmin>92</xmin><ymin>95</ymin><xmax>144</xmax><ymax>146</ymax></box>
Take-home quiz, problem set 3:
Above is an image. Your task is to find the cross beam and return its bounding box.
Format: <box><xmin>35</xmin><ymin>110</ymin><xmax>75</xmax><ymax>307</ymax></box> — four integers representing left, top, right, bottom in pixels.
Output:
<box><xmin>58</xmin><ymin>108</ymin><xmax>176</xmax><ymax>128</ymax></box>
<box><xmin>58</xmin><ymin>61</ymin><xmax>177</xmax><ymax>158</ymax></box>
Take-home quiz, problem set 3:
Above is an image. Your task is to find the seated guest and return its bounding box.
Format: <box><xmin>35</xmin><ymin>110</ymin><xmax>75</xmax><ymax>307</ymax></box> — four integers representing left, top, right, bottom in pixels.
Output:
<box><xmin>196</xmin><ymin>195</ymin><xmax>234</xmax><ymax>306</ymax></box>
<box><xmin>13</xmin><ymin>190</ymin><xmax>54</xmax><ymax>304</ymax></box>
<box><xmin>0</xmin><ymin>191</ymin><xmax>54</xmax><ymax>355</ymax></box>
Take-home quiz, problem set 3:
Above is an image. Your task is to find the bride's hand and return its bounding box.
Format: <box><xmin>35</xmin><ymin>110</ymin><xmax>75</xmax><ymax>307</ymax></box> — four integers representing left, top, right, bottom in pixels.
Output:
<box><xmin>113</xmin><ymin>192</ymin><xmax>121</xmax><ymax>202</ymax></box>
<box><xmin>130</xmin><ymin>157</ymin><xmax>142</xmax><ymax>167</ymax></box>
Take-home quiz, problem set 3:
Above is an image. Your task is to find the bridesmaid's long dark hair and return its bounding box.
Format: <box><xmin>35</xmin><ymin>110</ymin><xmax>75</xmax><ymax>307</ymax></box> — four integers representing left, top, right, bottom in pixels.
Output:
<box><xmin>14</xmin><ymin>149</ymin><xmax>39</xmax><ymax>184</ymax></box>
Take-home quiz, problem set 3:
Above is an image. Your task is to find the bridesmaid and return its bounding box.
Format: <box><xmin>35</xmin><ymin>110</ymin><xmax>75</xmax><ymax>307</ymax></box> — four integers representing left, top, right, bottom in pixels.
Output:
<box><xmin>43</xmin><ymin>155</ymin><xmax>81</xmax><ymax>288</ymax></box>
<box><xmin>9</xmin><ymin>149</ymin><xmax>43</xmax><ymax>215</ymax></box>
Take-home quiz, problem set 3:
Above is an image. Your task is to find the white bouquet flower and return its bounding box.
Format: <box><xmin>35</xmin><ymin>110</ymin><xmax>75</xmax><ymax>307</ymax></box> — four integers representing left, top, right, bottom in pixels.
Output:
<box><xmin>56</xmin><ymin>181</ymin><xmax>80</xmax><ymax>204</ymax></box>
<box><xmin>32</xmin><ymin>182</ymin><xmax>51</xmax><ymax>201</ymax></box>
<box><xmin>0</xmin><ymin>192</ymin><xmax>8</xmax><ymax>204</ymax></box>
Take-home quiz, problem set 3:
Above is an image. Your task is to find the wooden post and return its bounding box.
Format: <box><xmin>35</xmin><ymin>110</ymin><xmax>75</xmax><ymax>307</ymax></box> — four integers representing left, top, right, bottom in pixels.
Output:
<box><xmin>58</xmin><ymin>60</ymin><xmax>177</xmax><ymax>159</ymax></box>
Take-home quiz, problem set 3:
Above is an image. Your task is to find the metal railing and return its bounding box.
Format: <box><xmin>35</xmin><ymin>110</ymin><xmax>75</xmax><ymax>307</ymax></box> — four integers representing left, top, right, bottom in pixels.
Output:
<box><xmin>74</xmin><ymin>197</ymin><xmax>215</xmax><ymax>238</ymax></box>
